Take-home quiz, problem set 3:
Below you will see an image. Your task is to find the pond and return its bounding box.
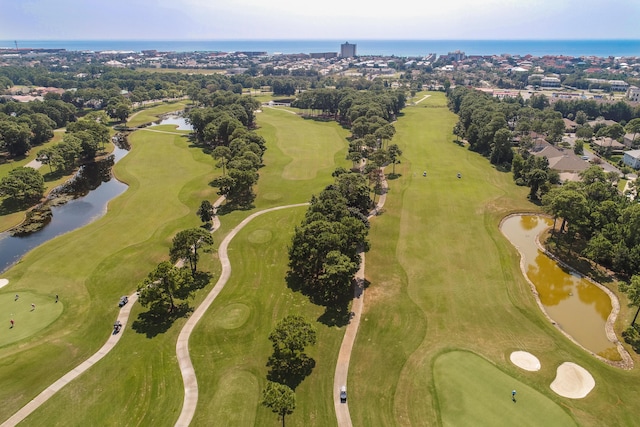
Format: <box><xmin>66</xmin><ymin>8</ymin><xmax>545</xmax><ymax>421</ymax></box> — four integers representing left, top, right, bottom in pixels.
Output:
<box><xmin>500</xmin><ymin>214</ymin><xmax>619</xmax><ymax>360</ymax></box>
<box><xmin>154</xmin><ymin>116</ymin><xmax>193</xmax><ymax>130</ymax></box>
<box><xmin>0</xmin><ymin>146</ymin><xmax>129</xmax><ymax>273</ymax></box>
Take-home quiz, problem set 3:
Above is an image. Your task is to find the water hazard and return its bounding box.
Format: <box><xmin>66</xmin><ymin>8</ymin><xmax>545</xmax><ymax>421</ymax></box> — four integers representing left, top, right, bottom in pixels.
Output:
<box><xmin>154</xmin><ymin>116</ymin><xmax>193</xmax><ymax>131</ymax></box>
<box><xmin>501</xmin><ymin>214</ymin><xmax>619</xmax><ymax>360</ymax></box>
<box><xmin>0</xmin><ymin>146</ymin><xmax>129</xmax><ymax>273</ymax></box>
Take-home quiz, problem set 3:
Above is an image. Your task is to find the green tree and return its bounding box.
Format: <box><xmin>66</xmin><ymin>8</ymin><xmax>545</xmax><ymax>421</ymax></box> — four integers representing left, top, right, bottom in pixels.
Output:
<box><xmin>197</xmin><ymin>200</ymin><xmax>214</xmax><ymax>225</ymax></box>
<box><xmin>573</xmin><ymin>140</ymin><xmax>584</xmax><ymax>155</ymax></box>
<box><xmin>211</xmin><ymin>146</ymin><xmax>232</xmax><ymax>176</ymax></box>
<box><xmin>0</xmin><ymin>120</ymin><xmax>31</xmax><ymax>157</ymax></box>
<box><xmin>113</xmin><ymin>102</ymin><xmax>132</xmax><ymax>123</ymax></box>
<box><xmin>490</xmin><ymin>128</ymin><xmax>513</xmax><ymax>166</ymax></box>
<box><xmin>267</xmin><ymin>315</ymin><xmax>317</xmax><ymax>389</ymax></box>
<box><xmin>387</xmin><ymin>143</ymin><xmax>403</xmax><ymax>175</ymax></box>
<box><xmin>0</xmin><ymin>167</ymin><xmax>44</xmax><ymax>204</ymax></box>
<box><xmin>575</xmin><ymin>110</ymin><xmax>588</xmax><ymax>125</ymax></box>
<box><xmin>317</xmin><ymin>250</ymin><xmax>359</xmax><ymax>301</ymax></box>
<box><xmin>28</xmin><ymin>113</ymin><xmax>56</xmax><ymax>145</ymax></box>
<box><xmin>262</xmin><ymin>381</ymin><xmax>295</xmax><ymax>427</ymax></box>
<box><xmin>619</xmin><ymin>275</ymin><xmax>640</xmax><ymax>326</ymax></box>
<box><xmin>575</xmin><ymin>126</ymin><xmax>593</xmax><ymax>140</ymax></box>
<box><xmin>169</xmin><ymin>228</ymin><xmax>214</xmax><ymax>277</ymax></box>
<box><xmin>137</xmin><ymin>261</ymin><xmax>189</xmax><ymax>313</ymax></box>
<box><xmin>625</xmin><ymin>118</ymin><xmax>640</xmax><ymax>146</ymax></box>
<box><xmin>526</xmin><ymin>168</ymin><xmax>547</xmax><ymax>200</ymax></box>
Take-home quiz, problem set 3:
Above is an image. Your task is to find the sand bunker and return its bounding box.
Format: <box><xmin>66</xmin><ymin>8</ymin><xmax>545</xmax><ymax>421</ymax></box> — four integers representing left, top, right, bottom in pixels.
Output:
<box><xmin>550</xmin><ymin>362</ymin><xmax>595</xmax><ymax>398</ymax></box>
<box><xmin>0</xmin><ymin>279</ymin><xmax>8</xmax><ymax>289</ymax></box>
<box><xmin>510</xmin><ymin>351</ymin><xmax>541</xmax><ymax>371</ymax></box>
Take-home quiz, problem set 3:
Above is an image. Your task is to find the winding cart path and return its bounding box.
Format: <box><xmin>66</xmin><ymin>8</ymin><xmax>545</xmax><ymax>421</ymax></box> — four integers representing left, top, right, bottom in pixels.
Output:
<box><xmin>174</xmin><ymin>202</ymin><xmax>309</xmax><ymax>427</ymax></box>
<box><xmin>1</xmin><ymin>292</ymin><xmax>139</xmax><ymax>427</ymax></box>
<box><xmin>334</xmin><ymin>171</ymin><xmax>388</xmax><ymax>427</ymax></box>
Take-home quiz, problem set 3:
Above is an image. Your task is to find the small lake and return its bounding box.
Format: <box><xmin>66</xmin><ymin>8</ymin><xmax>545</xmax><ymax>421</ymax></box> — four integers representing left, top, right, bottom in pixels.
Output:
<box><xmin>0</xmin><ymin>146</ymin><xmax>129</xmax><ymax>273</ymax></box>
<box><xmin>154</xmin><ymin>116</ymin><xmax>193</xmax><ymax>130</ymax></box>
<box><xmin>501</xmin><ymin>214</ymin><xmax>619</xmax><ymax>360</ymax></box>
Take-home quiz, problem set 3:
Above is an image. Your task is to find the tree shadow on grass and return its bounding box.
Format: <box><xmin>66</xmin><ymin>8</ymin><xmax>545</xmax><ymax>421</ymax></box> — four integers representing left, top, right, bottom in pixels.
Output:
<box><xmin>286</xmin><ymin>272</ymin><xmax>359</xmax><ymax>328</ymax></box>
<box><xmin>177</xmin><ymin>271</ymin><xmax>213</xmax><ymax>298</ymax></box>
<box><xmin>266</xmin><ymin>354</ymin><xmax>316</xmax><ymax>390</ymax></box>
<box><xmin>0</xmin><ymin>197</ymin><xmax>33</xmax><ymax>216</ymax></box>
<box><xmin>131</xmin><ymin>303</ymin><xmax>192</xmax><ymax>338</ymax></box>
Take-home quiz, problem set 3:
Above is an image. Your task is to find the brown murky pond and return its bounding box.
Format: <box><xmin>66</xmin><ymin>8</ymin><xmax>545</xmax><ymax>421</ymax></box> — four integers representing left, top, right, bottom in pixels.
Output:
<box><xmin>501</xmin><ymin>214</ymin><xmax>619</xmax><ymax>360</ymax></box>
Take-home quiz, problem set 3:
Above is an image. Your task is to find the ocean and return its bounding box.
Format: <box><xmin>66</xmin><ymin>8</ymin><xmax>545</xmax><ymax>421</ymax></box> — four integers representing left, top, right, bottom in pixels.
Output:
<box><xmin>0</xmin><ymin>39</ymin><xmax>639</xmax><ymax>58</ymax></box>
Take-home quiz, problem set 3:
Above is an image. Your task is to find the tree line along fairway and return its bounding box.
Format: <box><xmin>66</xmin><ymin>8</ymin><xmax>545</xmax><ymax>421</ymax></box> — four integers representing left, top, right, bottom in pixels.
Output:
<box><xmin>348</xmin><ymin>92</ymin><xmax>640</xmax><ymax>426</ymax></box>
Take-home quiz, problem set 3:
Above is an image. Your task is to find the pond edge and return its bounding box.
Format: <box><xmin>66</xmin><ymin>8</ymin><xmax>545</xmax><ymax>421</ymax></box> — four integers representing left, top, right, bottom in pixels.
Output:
<box><xmin>499</xmin><ymin>212</ymin><xmax>634</xmax><ymax>370</ymax></box>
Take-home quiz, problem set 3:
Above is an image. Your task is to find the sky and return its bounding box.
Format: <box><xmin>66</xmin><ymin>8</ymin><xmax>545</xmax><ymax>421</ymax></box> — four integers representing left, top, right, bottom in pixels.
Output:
<box><xmin>0</xmin><ymin>0</ymin><xmax>638</xmax><ymax>41</ymax></box>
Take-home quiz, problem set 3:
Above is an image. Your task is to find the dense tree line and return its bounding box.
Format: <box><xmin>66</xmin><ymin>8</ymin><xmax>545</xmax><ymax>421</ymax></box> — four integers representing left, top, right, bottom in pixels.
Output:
<box><xmin>36</xmin><ymin>114</ymin><xmax>110</xmax><ymax>174</ymax></box>
<box><xmin>552</xmin><ymin>98</ymin><xmax>640</xmax><ymax>124</ymax></box>
<box><xmin>287</xmin><ymin>171</ymin><xmax>371</xmax><ymax>307</ymax></box>
<box><xmin>0</xmin><ymin>97</ymin><xmax>76</xmax><ymax>157</ymax></box>
<box><xmin>186</xmin><ymin>91</ymin><xmax>265</xmax><ymax>208</ymax></box>
<box><xmin>542</xmin><ymin>165</ymin><xmax>639</xmax><ymax>278</ymax></box>
<box><xmin>448</xmin><ymin>87</ymin><xmax>566</xmax><ymax>199</ymax></box>
<box><xmin>291</xmin><ymin>87</ymin><xmax>406</xmax><ymax>124</ymax></box>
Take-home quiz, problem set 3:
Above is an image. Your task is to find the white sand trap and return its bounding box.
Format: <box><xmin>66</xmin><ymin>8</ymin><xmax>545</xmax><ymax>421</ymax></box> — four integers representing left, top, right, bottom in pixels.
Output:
<box><xmin>0</xmin><ymin>279</ymin><xmax>8</xmax><ymax>289</ymax></box>
<box><xmin>550</xmin><ymin>362</ymin><xmax>595</xmax><ymax>399</ymax></box>
<box><xmin>510</xmin><ymin>351</ymin><xmax>541</xmax><ymax>371</ymax></box>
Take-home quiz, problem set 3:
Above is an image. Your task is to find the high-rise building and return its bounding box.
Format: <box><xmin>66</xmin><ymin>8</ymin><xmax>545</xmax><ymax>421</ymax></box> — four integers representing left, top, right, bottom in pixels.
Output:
<box><xmin>340</xmin><ymin>42</ymin><xmax>356</xmax><ymax>58</ymax></box>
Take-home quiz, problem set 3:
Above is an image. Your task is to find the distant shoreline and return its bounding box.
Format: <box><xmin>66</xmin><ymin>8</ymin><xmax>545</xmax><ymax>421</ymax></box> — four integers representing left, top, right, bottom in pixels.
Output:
<box><xmin>1</xmin><ymin>39</ymin><xmax>638</xmax><ymax>57</ymax></box>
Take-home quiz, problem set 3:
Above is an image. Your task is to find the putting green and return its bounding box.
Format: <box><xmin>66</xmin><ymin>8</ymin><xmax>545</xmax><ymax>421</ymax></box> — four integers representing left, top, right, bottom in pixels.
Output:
<box><xmin>433</xmin><ymin>351</ymin><xmax>576</xmax><ymax>427</ymax></box>
<box><xmin>213</xmin><ymin>303</ymin><xmax>251</xmax><ymax>330</ymax></box>
<box><xmin>0</xmin><ymin>292</ymin><xmax>63</xmax><ymax>347</ymax></box>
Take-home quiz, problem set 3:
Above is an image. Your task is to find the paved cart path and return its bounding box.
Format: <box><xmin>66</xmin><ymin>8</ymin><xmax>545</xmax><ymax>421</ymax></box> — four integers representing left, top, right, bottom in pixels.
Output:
<box><xmin>334</xmin><ymin>170</ymin><xmax>388</xmax><ymax>427</ymax></box>
<box><xmin>1</xmin><ymin>292</ymin><xmax>139</xmax><ymax>427</ymax></box>
<box><xmin>174</xmin><ymin>202</ymin><xmax>309</xmax><ymax>427</ymax></box>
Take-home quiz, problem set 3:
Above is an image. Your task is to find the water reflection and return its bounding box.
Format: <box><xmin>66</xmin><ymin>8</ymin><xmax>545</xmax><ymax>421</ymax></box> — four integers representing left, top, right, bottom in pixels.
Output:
<box><xmin>501</xmin><ymin>214</ymin><xmax>618</xmax><ymax>359</ymax></box>
<box><xmin>154</xmin><ymin>116</ymin><xmax>193</xmax><ymax>130</ymax></box>
<box><xmin>0</xmin><ymin>146</ymin><xmax>129</xmax><ymax>273</ymax></box>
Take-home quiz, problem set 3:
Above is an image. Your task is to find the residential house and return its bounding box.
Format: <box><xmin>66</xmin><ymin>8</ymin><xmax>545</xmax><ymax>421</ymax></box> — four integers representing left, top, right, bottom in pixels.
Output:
<box><xmin>624</xmin><ymin>133</ymin><xmax>639</xmax><ymax>148</ymax></box>
<box><xmin>627</xmin><ymin>86</ymin><xmax>640</xmax><ymax>102</ymax></box>
<box><xmin>623</xmin><ymin>150</ymin><xmax>640</xmax><ymax>169</ymax></box>
<box><xmin>592</xmin><ymin>137</ymin><xmax>625</xmax><ymax>153</ymax></box>
<box><xmin>531</xmin><ymin>141</ymin><xmax>589</xmax><ymax>181</ymax></box>
<box><xmin>563</xmin><ymin>118</ymin><xmax>578</xmax><ymax>133</ymax></box>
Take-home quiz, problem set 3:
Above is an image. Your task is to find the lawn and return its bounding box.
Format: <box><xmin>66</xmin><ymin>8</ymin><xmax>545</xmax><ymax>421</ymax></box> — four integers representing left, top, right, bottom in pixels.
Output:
<box><xmin>0</xmin><ymin>127</ymin><xmax>220</xmax><ymax>425</ymax></box>
<box><xmin>0</xmin><ymin>101</ymin><xmax>350</xmax><ymax>425</ymax></box>
<box><xmin>4</xmin><ymin>91</ymin><xmax>640</xmax><ymax>426</ymax></box>
<box><xmin>348</xmin><ymin>92</ymin><xmax>640</xmax><ymax>426</ymax></box>
<box><xmin>434</xmin><ymin>351</ymin><xmax>576</xmax><ymax>426</ymax></box>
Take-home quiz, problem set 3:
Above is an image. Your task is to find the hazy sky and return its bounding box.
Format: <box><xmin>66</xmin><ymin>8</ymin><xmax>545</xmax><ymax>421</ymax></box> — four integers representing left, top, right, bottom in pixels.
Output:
<box><xmin>1</xmin><ymin>0</ymin><xmax>638</xmax><ymax>40</ymax></box>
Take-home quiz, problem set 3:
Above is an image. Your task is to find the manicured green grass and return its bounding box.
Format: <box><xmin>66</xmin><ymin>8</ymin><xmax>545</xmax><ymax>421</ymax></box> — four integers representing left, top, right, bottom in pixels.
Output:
<box><xmin>0</xmin><ymin>292</ymin><xmax>63</xmax><ymax>347</ymax></box>
<box><xmin>349</xmin><ymin>92</ymin><xmax>640</xmax><ymax>426</ymax></box>
<box><xmin>190</xmin><ymin>208</ymin><xmax>343</xmax><ymax>426</ymax></box>
<box><xmin>0</xmin><ymin>126</ymin><xmax>220</xmax><ymax>425</ymax></box>
<box><xmin>434</xmin><ymin>351</ymin><xmax>576</xmax><ymax>426</ymax></box>
<box><xmin>126</xmin><ymin>101</ymin><xmax>191</xmax><ymax>128</ymax></box>
<box><xmin>0</xmin><ymin>101</ymin><xmax>350</xmax><ymax>425</ymax></box>
<box><xmin>253</xmin><ymin>107</ymin><xmax>351</xmax><ymax>207</ymax></box>
<box><xmin>5</xmin><ymin>90</ymin><xmax>640</xmax><ymax>426</ymax></box>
